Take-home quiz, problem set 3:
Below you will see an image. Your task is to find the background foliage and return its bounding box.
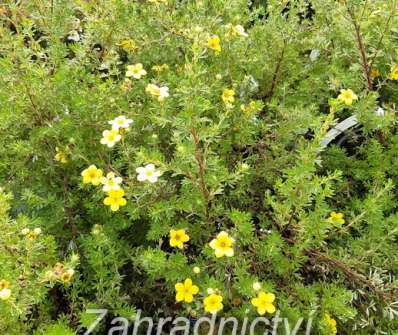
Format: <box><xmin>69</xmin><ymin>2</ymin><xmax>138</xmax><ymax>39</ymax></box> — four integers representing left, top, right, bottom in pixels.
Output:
<box><xmin>0</xmin><ymin>0</ymin><xmax>398</xmax><ymax>333</ymax></box>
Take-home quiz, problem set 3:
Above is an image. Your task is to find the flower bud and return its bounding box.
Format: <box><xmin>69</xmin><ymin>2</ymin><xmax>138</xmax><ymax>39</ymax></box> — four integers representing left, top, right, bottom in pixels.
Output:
<box><xmin>253</xmin><ymin>282</ymin><xmax>262</xmax><ymax>291</ymax></box>
<box><xmin>0</xmin><ymin>288</ymin><xmax>11</xmax><ymax>301</ymax></box>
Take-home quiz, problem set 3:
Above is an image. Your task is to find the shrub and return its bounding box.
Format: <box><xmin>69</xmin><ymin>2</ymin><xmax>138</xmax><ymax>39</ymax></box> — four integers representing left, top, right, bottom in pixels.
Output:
<box><xmin>0</xmin><ymin>188</ymin><xmax>79</xmax><ymax>334</ymax></box>
<box><xmin>0</xmin><ymin>0</ymin><xmax>398</xmax><ymax>334</ymax></box>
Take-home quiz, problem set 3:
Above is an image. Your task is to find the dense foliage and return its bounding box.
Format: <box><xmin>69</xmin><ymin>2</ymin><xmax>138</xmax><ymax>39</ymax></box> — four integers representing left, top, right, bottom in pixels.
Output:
<box><xmin>0</xmin><ymin>0</ymin><xmax>398</xmax><ymax>333</ymax></box>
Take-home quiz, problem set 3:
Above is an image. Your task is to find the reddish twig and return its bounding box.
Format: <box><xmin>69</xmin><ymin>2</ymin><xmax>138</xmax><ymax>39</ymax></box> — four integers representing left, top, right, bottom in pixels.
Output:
<box><xmin>190</xmin><ymin>127</ymin><xmax>210</xmax><ymax>217</ymax></box>
<box><xmin>266</xmin><ymin>40</ymin><xmax>287</xmax><ymax>99</ymax></box>
<box><xmin>345</xmin><ymin>2</ymin><xmax>373</xmax><ymax>91</ymax></box>
<box><xmin>281</xmin><ymin>236</ymin><xmax>395</xmax><ymax>302</ymax></box>
<box><xmin>306</xmin><ymin>249</ymin><xmax>395</xmax><ymax>302</ymax></box>
<box><xmin>368</xmin><ymin>0</ymin><xmax>398</xmax><ymax>70</ymax></box>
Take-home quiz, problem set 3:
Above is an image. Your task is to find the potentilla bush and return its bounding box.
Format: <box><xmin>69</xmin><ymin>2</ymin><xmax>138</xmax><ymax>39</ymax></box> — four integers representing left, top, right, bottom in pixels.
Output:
<box><xmin>0</xmin><ymin>0</ymin><xmax>398</xmax><ymax>334</ymax></box>
<box><xmin>0</xmin><ymin>188</ymin><xmax>79</xmax><ymax>334</ymax></box>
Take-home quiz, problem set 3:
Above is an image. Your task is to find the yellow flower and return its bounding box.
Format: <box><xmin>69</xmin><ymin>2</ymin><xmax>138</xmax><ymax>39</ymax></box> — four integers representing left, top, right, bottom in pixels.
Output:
<box><xmin>27</xmin><ymin>228</ymin><xmax>41</xmax><ymax>241</ymax></box>
<box><xmin>209</xmin><ymin>231</ymin><xmax>234</xmax><ymax>258</ymax></box>
<box><xmin>103</xmin><ymin>188</ymin><xmax>127</xmax><ymax>211</ymax></box>
<box><xmin>251</xmin><ymin>291</ymin><xmax>276</xmax><ymax>315</ymax></box>
<box><xmin>53</xmin><ymin>263</ymin><xmax>65</xmax><ymax>278</ymax></box>
<box><xmin>27</xmin><ymin>231</ymin><xmax>37</xmax><ymax>240</ymax></box>
<box><xmin>100</xmin><ymin>129</ymin><xmax>122</xmax><ymax>148</ymax></box>
<box><xmin>81</xmin><ymin>165</ymin><xmax>103</xmax><ymax>185</ymax></box>
<box><xmin>145</xmin><ymin>83</ymin><xmax>159</xmax><ymax>95</ymax></box>
<box><xmin>232</xmin><ymin>24</ymin><xmax>248</xmax><ymax>37</ymax></box>
<box><xmin>100</xmin><ymin>172</ymin><xmax>123</xmax><ymax>192</ymax></box>
<box><xmin>0</xmin><ymin>280</ymin><xmax>11</xmax><ymax>301</ymax></box>
<box><xmin>0</xmin><ymin>288</ymin><xmax>11</xmax><ymax>301</ymax></box>
<box><xmin>145</xmin><ymin>84</ymin><xmax>170</xmax><ymax>101</ymax></box>
<box><xmin>21</xmin><ymin>228</ymin><xmax>30</xmax><ymax>235</ymax></box>
<box><xmin>121</xmin><ymin>78</ymin><xmax>132</xmax><ymax>91</ymax></box>
<box><xmin>54</xmin><ymin>147</ymin><xmax>68</xmax><ymax>163</ymax></box>
<box><xmin>207</xmin><ymin>35</ymin><xmax>221</xmax><ymax>53</ymax></box>
<box><xmin>109</xmin><ymin>115</ymin><xmax>133</xmax><ymax>130</ymax></box>
<box><xmin>327</xmin><ymin>211</ymin><xmax>345</xmax><ymax>225</ymax></box>
<box><xmin>390</xmin><ymin>65</ymin><xmax>398</xmax><ymax>80</ymax></box>
<box><xmin>370</xmin><ymin>69</ymin><xmax>380</xmax><ymax>79</ymax></box>
<box><xmin>252</xmin><ymin>282</ymin><xmax>262</xmax><ymax>291</ymax></box>
<box><xmin>44</xmin><ymin>270</ymin><xmax>57</xmax><ymax>282</ymax></box>
<box><xmin>175</xmin><ymin>278</ymin><xmax>199</xmax><ymax>303</ymax></box>
<box><xmin>337</xmin><ymin>89</ymin><xmax>358</xmax><ymax>106</ymax></box>
<box><xmin>92</xmin><ymin>224</ymin><xmax>104</xmax><ymax>235</ymax></box>
<box><xmin>118</xmin><ymin>39</ymin><xmax>136</xmax><ymax>52</ymax></box>
<box><xmin>169</xmin><ymin>229</ymin><xmax>190</xmax><ymax>249</ymax></box>
<box><xmin>203</xmin><ymin>293</ymin><xmax>223</xmax><ymax>313</ymax></box>
<box><xmin>0</xmin><ymin>280</ymin><xmax>9</xmax><ymax>290</ymax></box>
<box><xmin>222</xmin><ymin>89</ymin><xmax>235</xmax><ymax>104</ymax></box>
<box><xmin>126</xmin><ymin>63</ymin><xmax>147</xmax><ymax>79</ymax></box>
<box><xmin>240</xmin><ymin>100</ymin><xmax>261</xmax><ymax>114</ymax></box>
<box><xmin>136</xmin><ymin>164</ymin><xmax>161</xmax><ymax>183</ymax></box>
<box><xmin>60</xmin><ymin>269</ymin><xmax>75</xmax><ymax>284</ymax></box>
<box><xmin>193</xmin><ymin>266</ymin><xmax>201</xmax><ymax>274</ymax></box>
<box><xmin>324</xmin><ymin>313</ymin><xmax>337</xmax><ymax>334</ymax></box>
<box><xmin>152</xmin><ymin>64</ymin><xmax>169</xmax><ymax>73</ymax></box>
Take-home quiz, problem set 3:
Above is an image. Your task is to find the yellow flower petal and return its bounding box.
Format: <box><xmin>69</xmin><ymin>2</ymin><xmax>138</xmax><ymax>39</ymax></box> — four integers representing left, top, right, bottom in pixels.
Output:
<box><xmin>176</xmin><ymin>292</ymin><xmax>185</xmax><ymax>302</ymax></box>
<box><xmin>184</xmin><ymin>293</ymin><xmax>193</xmax><ymax>303</ymax></box>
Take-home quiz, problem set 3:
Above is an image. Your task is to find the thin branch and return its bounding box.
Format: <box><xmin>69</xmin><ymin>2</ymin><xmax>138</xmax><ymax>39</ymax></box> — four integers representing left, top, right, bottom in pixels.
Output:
<box><xmin>369</xmin><ymin>0</ymin><xmax>398</xmax><ymax>70</ymax></box>
<box><xmin>191</xmin><ymin>127</ymin><xmax>210</xmax><ymax>217</ymax></box>
<box><xmin>306</xmin><ymin>249</ymin><xmax>395</xmax><ymax>302</ymax></box>
<box><xmin>344</xmin><ymin>2</ymin><xmax>373</xmax><ymax>91</ymax></box>
<box><xmin>63</xmin><ymin>175</ymin><xmax>77</xmax><ymax>240</ymax></box>
<box><xmin>266</xmin><ymin>40</ymin><xmax>287</xmax><ymax>99</ymax></box>
<box><xmin>282</xmin><ymin>236</ymin><xmax>396</xmax><ymax>302</ymax></box>
<box><xmin>359</xmin><ymin>0</ymin><xmax>368</xmax><ymax>22</ymax></box>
